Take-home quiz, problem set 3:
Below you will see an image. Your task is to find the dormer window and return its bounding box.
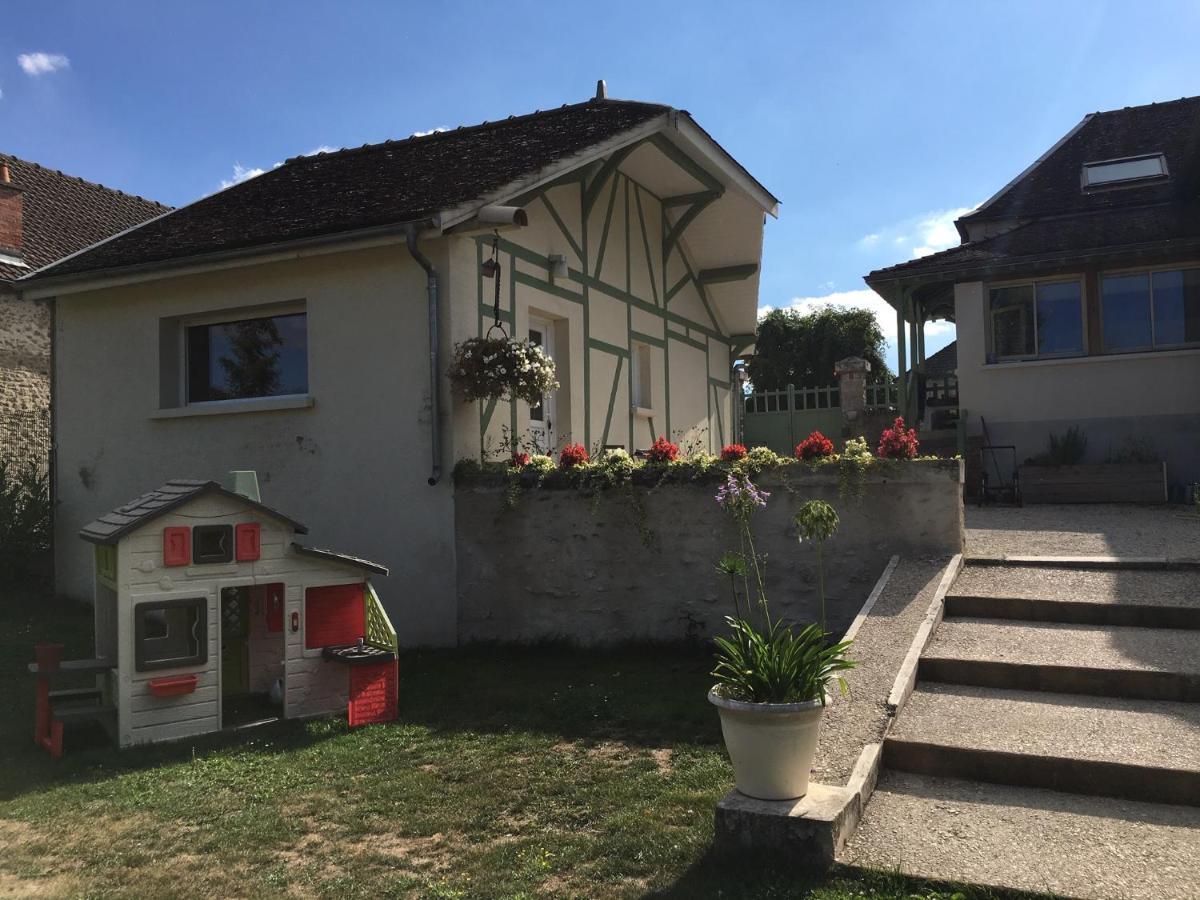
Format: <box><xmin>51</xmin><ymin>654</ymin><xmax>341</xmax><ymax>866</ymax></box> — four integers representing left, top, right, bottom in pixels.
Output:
<box><xmin>1082</xmin><ymin>154</ymin><xmax>1167</xmax><ymax>189</ymax></box>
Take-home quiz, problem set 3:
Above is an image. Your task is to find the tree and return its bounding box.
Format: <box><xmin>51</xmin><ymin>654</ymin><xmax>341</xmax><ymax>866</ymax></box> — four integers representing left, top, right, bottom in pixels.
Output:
<box><xmin>216</xmin><ymin>319</ymin><xmax>283</xmax><ymax>399</ymax></box>
<box><xmin>747</xmin><ymin>306</ymin><xmax>889</xmax><ymax>390</ymax></box>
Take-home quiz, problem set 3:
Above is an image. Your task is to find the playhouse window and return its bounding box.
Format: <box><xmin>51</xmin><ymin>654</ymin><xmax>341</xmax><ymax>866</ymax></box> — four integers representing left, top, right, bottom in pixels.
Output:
<box><xmin>135</xmin><ymin>598</ymin><xmax>208</xmax><ymax>671</ymax></box>
<box><xmin>186</xmin><ymin>311</ymin><xmax>308</xmax><ymax>403</ymax></box>
<box><xmin>192</xmin><ymin>525</ymin><xmax>234</xmax><ymax>564</ymax></box>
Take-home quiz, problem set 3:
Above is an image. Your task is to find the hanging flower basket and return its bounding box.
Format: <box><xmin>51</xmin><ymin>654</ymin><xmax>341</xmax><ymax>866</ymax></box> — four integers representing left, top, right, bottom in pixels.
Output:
<box><xmin>448</xmin><ymin>335</ymin><xmax>558</xmax><ymax>405</ymax></box>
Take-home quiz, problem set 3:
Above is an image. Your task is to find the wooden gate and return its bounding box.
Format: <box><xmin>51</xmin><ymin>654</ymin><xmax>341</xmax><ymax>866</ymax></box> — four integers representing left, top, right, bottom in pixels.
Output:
<box><xmin>741</xmin><ymin>384</ymin><xmax>841</xmax><ymax>455</ymax></box>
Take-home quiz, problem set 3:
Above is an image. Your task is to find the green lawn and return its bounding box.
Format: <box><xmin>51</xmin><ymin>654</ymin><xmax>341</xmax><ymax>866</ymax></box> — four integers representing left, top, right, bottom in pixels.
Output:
<box><xmin>0</xmin><ymin>593</ymin><xmax>1036</xmax><ymax>899</ymax></box>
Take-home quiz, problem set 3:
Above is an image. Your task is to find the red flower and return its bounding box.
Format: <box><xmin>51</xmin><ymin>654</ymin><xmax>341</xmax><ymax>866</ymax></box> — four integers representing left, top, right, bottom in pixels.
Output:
<box><xmin>795</xmin><ymin>431</ymin><xmax>834</xmax><ymax>460</ymax></box>
<box><xmin>646</xmin><ymin>436</ymin><xmax>679</xmax><ymax>463</ymax></box>
<box><xmin>509</xmin><ymin>452</ymin><xmax>531</xmax><ymax>468</ymax></box>
<box><xmin>877</xmin><ymin>417</ymin><xmax>919</xmax><ymax>459</ymax></box>
<box><xmin>559</xmin><ymin>443</ymin><xmax>589</xmax><ymax>468</ymax></box>
<box><xmin>720</xmin><ymin>443</ymin><xmax>748</xmax><ymax>462</ymax></box>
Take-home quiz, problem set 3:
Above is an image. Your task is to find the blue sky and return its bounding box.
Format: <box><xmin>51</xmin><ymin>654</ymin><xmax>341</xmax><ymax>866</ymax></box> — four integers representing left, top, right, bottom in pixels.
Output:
<box><xmin>4</xmin><ymin>1</ymin><xmax>1200</xmax><ymax>371</ymax></box>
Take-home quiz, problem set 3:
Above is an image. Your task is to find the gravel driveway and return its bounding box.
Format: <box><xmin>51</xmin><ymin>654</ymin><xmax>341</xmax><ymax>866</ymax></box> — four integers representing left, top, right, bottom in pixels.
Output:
<box><xmin>966</xmin><ymin>503</ymin><xmax>1200</xmax><ymax>559</ymax></box>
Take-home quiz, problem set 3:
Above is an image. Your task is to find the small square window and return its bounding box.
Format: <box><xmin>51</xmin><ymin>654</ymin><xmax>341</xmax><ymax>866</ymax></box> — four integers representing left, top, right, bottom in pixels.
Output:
<box><xmin>135</xmin><ymin>598</ymin><xmax>207</xmax><ymax>671</ymax></box>
<box><xmin>192</xmin><ymin>525</ymin><xmax>233</xmax><ymax>564</ymax></box>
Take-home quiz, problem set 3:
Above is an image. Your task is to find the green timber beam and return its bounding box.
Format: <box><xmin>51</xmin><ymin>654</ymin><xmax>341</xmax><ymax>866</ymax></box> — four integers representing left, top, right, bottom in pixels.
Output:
<box><xmin>582</xmin><ymin>142</ymin><xmax>641</xmax><ymax>219</ymax></box>
<box><xmin>663</xmin><ymin>191</ymin><xmax>718</xmax><ymax>257</ymax></box>
<box><xmin>729</xmin><ymin>333</ymin><xmax>755</xmax><ymax>355</ymax></box>
<box><xmin>895</xmin><ymin>286</ymin><xmax>909</xmax><ymax>423</ymax></box>
<box><xmin>661</xmin><ymin>190</ymin><xmax>717</xmax><ymax>209</ymax></box>
<box><xmin>648</xmin><ymin>133</ymin><xmax>722</xmax><ymax>192</ymax></box>
<box><xmin>697</xmin><ymin>263</ymin><xmax>758</xmax><ymax>285</ymax></box>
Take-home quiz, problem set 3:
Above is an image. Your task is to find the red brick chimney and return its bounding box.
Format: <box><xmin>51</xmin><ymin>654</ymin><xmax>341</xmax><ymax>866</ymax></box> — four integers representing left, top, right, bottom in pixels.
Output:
<box><xmin>0</xmin><ymin>163</ymin><xmax>23</xmax><ymax>253</ymax></box>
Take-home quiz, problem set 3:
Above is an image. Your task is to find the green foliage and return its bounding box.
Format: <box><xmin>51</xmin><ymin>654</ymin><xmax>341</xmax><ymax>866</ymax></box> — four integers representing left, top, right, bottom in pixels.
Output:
<box><xmin>1028</xmin><ymin>426</ymin><xmax>1088</xmax><ymax>466</ymax></box>
<box><xmin>0</xmin><ymin>461</ymin><xmax>51</xmax><ymax>584</ymax></box>
<box><xmin>838</xmin><ymin>436</ymin><xmax>873</xmax><ymax>501</ymax></box>
<box><xmin>748</xmin><ymin>306</ymin><xmax>890</xmax><ymax>391</ymax></box>
<box><xmin>1105</xmin><ymin>435</ymin><xmax>1160</xmax><ymax>464</ymax></box>
<box><xmin>712</xmin><ymin>618</ymin><xmax>855</xmax><ymax>704</ymax></box>
<box><xmin>795</xmin><ymin>499</ymin><xmax>839</xmax><ymax>544</ymax></box>
<box><xmin>796</xmin><ymin>500</ymin><xmax>840</xmax><ymax>634</ymax></box>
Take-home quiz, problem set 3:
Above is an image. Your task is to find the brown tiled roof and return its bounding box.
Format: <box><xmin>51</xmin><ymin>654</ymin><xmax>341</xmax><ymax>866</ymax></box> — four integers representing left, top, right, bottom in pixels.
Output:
<box><xmin>29</xmin><ymin>98</ymin><xmax>671</xmax><ymax>282</ymax></box>
<box><xmin>0</xmin><ymin>154</ymin><xmax>168</xmax><ymax>283</ymax></box>
<box><xmin>867</xmin><ymin>203</ymin><xmax>1200</xmax><ymax>283</ymax></box>
<box><xmin>866</xmin><ymin>96</ymin><xmax>1200</xmax><ymax>286</ymax></box>
<box><xmin>79</xmin><ymin>479</ymin><xmax>308</xmax><ymax>545</ymax></box>
<box><xmin>964</xmin><ymin>96</ymin><xmax>1200</xmax><ymax>223</ymax></box>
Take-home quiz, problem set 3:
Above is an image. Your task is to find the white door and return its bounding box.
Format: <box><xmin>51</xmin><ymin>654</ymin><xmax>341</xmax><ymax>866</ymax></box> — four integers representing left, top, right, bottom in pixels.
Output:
<box><xmin>527</xmin><ymin>318</ymin><xmax>557</xmax><ymax>454</ymax></box>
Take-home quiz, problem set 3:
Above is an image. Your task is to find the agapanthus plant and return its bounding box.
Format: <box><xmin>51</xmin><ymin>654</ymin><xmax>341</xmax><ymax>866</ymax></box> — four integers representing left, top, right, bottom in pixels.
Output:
<box><xmin>711</xmin><ymin>474</ymin><xmax>854</xmax><ymax>704</ymax></box>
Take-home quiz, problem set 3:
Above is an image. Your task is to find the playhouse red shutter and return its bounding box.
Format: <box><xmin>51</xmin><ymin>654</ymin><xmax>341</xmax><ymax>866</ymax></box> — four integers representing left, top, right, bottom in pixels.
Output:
<box><xmin>304</xmin><ymin>584</ymin><xmax>365</xmax><ymax>649</ymax></box>
<box><xmin>163</xmin><ymin>527</ymin><xmax>190</xmax><ymax>567</ymax></box>
<box><xmin>348</xmin><ymin>660</ymin><xmax>398</xmax><ymax>727</ymax></box>
<box><xmin>235</xmin><ymin>523</ymin><xmax>261</xmax><ymax>561</ymax></box>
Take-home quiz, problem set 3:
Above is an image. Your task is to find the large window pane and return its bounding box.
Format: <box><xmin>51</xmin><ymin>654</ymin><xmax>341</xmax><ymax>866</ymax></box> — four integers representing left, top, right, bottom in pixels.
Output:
<box><xmin>187</xmin><ymin>312</ymin><xmax>308</xmax><ymax>402</ymax></box>
<box><xmin>1035</xmin><ymin>282</ymin><xmax>1083</xmax><ymax>355</ymax></box>
<box><xmin>1102</xmin><ymin>274</ymin><xmax>1152</xmax><ymax>351</ymax></box>
<box><xmin>990</xmin><ymin>285</ymin><xmax>1034</xmax><ymax>358</ymax></box>
<box><xmin>1152</xmin><ymin>269</ymin><xmax>1200</xmax><ymax>346</ymax></box>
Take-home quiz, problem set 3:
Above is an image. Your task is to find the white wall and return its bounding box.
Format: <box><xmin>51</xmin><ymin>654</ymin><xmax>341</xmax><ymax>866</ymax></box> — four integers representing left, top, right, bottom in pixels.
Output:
<box><xmin>955</xmin><ymin>280</ymin><xmax>1200</xmax><ymax>487</ymax></box>
<box><xmin>55</xmin><ymin>243</ymin><xmax>458</xmax><ymax>645</ymax></box>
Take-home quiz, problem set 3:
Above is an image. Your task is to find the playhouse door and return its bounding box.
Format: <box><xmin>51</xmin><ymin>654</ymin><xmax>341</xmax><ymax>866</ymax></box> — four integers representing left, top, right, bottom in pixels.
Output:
<box><xmin>220</xmin><ymin>588</ymin><xmax>250</xmax><ymax>695</ymax></box>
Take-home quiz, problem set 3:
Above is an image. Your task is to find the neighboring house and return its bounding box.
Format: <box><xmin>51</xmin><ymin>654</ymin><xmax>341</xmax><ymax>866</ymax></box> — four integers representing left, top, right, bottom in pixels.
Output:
<box><xmin>21</xmin><ymin>89</ymin><xmax>778</xmax><ymax>645</ymax></box>
<box><xmin>866</xmin><ymin>96</ymin><xmax>1200</xmax><ymax>496</ymax></box>
<box><xmin>0</xmin><ymin>155</ymin><xmax>167</xmax><ymax>470</ymax></box>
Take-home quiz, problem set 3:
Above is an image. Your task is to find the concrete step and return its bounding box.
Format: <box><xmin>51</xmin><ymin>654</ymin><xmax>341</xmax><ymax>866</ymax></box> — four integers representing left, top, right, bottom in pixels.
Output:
<box><xmin>964</xmin><ymin>555</ymin><xmax>1200</xmax><ymax>571</ymax></box>
<box><xmin>841</xmin><ymin>770</ymin><xmax>1200</xmax><ymax>900</ymax></box>
<box><xmin>921</xmin><ymin>618</ymin><xmax>1200</xmax><ymax>702</ymax></box>
<box><xmin>885</xmin><ymin>683</ymin><xmax>1200</xmax><ymax>806</ymax></box>
<box><xmin>948</xmin><ymin>566</ymin><xmax>1200</xmax><ymax>628</ymax></box>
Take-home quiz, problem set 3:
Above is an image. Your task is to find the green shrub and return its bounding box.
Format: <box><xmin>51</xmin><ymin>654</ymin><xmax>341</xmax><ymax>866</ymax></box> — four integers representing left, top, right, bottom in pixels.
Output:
<box><xmin>0</xmin><ymin>460</ymin><xmax>51</xmax><ymax>583</ymax></box>
<box><xmin>1028</xmin><ymin>426</ymin><xmax>1088</xmax><ymax>466</ymax></box>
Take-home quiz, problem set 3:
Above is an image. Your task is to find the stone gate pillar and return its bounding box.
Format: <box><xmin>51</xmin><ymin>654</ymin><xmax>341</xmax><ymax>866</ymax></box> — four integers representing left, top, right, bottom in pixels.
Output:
<box><xmin>834</xmin><ymin>356</ymin><xmax>871</xmax><ymax>439</ymax></box>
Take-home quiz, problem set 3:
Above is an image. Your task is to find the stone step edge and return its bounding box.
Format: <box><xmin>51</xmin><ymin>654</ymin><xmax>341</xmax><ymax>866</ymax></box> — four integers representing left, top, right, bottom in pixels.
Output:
<box><xmin>883</xmin><ymin>737</ymin><xmax>1200</xmax><ymax>807</ymax></box>
<box><xmin>944</xmin><ymin>594</ymin><xmax>1200</xmax><ymax>629</ymax></box>
<box><xmin>919</xmin><ymin>657</ymin><xmax>1200</xmax><ymax>703</ymax></box>
<box><xmin>965</xmin><ymin>554</ymin><xmax>1200</xmax><ymax>571</ymax></box>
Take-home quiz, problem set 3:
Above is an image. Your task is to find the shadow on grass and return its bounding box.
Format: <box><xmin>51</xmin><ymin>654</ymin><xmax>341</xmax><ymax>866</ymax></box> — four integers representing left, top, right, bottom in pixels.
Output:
<box><xmin>398</xmin><ymin>641</ymin><xmax>723</xmax><ymax>749</ymax></box>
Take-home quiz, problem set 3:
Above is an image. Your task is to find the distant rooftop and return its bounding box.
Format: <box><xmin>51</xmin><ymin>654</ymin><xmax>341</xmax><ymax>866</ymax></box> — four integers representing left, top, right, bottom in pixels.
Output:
<box><xmin>0</xmin><ymin>153</ymin><xmax>168</xmax><ymax>284</ymax></box>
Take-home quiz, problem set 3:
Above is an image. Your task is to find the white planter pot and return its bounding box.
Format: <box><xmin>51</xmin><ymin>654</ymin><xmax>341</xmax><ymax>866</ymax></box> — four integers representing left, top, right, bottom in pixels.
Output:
<box><xmin>708</xmin><ymin>688</ymin><xmax>825</xmax><ymax>801</ymax></box>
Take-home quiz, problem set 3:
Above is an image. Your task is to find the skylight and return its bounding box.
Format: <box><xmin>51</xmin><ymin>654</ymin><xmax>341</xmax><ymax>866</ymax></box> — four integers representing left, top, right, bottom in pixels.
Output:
<box><xmin>1082</xmin><ymin>154</ymin><xmax>1167</xmax><ymax>188</ymax></box>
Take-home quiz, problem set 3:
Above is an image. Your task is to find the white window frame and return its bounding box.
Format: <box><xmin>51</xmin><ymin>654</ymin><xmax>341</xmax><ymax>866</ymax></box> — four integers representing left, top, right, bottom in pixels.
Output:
<box><xmin>179</xmin><ymin>301</ymin><xmax>309</xmax><ymax>409</ymax></box>
<box><xmin>985</xmin><ymin>276</ymin><xmax>1086</xmax><ymax>363</ymax></box>
<box><xmin>1099</xmin><ymin>262</ymin><xmax>1200</xmax><ymax>354</ymax></box>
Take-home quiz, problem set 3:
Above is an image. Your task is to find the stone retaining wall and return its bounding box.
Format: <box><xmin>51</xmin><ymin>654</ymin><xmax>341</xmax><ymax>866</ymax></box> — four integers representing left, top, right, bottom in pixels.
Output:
<box><xmin>455</xmin><ymin>460</ymin><xmax>963</xmax><ymax>644</ymax></box>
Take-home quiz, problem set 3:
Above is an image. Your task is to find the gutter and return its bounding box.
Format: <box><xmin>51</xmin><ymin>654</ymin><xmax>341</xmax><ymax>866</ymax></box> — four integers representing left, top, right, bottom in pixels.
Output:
<box><xmin>404</xmin><ymin>223</ymin><xmax>442</xmax><ymax>486</ymax></box>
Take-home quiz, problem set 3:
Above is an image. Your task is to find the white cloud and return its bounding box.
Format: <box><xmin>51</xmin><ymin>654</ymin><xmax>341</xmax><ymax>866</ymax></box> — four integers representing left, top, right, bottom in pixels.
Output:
<box><xmin>412</xmin><ymin>126</ymin><xmax>448</xmax><ymax>137</ymax></box>
<box><xmin>302</xmin><ymin>145</ymin><xmax>337</xmax><ymax>156</ymax></box>
<box><xmin>18</xmin><ymin>52</ymin><xmax>69</xmax><ymax>76</ymax></box>
<box><xmin>220</xmin><ymin>164</ymin><xmax>266</xmax><ymax>189</ymax></box>
<box><xmin>862</xmin><ymin>205</ymin><xmax>977</xmax><ymax>261</ymax></box>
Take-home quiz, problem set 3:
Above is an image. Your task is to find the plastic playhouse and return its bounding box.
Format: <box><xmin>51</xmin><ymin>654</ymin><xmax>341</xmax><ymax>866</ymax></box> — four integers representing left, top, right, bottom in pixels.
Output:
<box><xmin>31</xmin><ymin>473</ymin><xmax>398</xmax><ymax>756</ymax></box>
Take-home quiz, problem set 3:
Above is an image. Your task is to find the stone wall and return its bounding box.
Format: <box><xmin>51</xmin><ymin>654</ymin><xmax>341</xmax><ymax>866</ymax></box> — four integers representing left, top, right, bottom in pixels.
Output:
<box><xmin>455</xmin><ymin>460</ymin><xmax>963</xmax><ymax>644</ymax></box>
<box><xmin>0</xmin><ymin>293</ymin><xmax>51</xmax><ymax>471</ymax></box>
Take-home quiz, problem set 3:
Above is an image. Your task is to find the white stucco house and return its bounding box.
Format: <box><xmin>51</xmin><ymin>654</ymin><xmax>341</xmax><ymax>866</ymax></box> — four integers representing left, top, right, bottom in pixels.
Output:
<box><xmin>21</xmin><ymin>85</ymin><xmax>778</xmax><ymax>645</ymax></box>
<box><xmin>867</xmin><ymin>96</ymin><xmax>1200</xmax><ymax>499</ymax></box>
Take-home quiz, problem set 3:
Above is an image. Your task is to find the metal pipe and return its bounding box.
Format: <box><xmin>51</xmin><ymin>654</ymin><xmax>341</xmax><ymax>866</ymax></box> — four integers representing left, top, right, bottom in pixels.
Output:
<box><xmin>404</xmin><ymin>224</ymin><xmax>442</xmax><ymax>486</ymax></box>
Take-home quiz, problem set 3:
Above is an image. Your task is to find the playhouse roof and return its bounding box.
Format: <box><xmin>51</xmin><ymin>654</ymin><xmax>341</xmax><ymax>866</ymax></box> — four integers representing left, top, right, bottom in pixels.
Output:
<box><xmin>290</xmin><ymin>543</ymin><xmax>389</xmax><ymax>576</ymax></box>
<box><xmin>79</xmin><ymin>479</ymin><xmax>308</xmax><ymax>545</ymax></box>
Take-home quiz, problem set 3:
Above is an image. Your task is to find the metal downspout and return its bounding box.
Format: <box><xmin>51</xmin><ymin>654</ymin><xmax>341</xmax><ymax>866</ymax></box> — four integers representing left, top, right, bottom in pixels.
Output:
<box><xmin>404</xmin><ymin>224</ymin><xmax>442</xmax><ymax>486</ymax></box>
